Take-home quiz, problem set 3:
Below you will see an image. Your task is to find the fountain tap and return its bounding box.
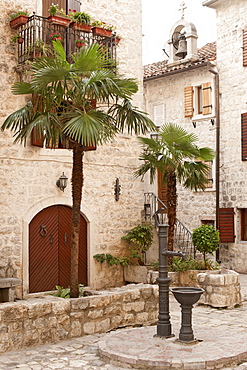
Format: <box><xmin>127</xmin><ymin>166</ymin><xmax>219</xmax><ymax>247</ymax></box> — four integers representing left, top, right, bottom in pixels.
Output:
<box><xmin>162</xmin><ymin>250</ymin><xmax>186</xmax><ymax>260</ymax></box>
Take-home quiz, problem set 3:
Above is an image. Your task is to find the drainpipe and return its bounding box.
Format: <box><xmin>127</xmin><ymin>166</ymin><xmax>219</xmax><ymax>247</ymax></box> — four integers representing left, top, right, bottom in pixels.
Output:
<box><xmin>207</xmin><ymin>64</ymin><xmax>220</xmax><ymax>261</ymax></box>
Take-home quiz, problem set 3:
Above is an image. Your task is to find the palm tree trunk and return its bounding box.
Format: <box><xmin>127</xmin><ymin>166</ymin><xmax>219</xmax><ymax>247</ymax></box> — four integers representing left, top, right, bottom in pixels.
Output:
<box><xmin>167</xmin><ymin>171</ymin><xmax>177</xmax><ymax>252</ymax></box>
<box><xmin>70</xmin><ymin>144</ymin><xmax>84</xmax><ymax>298</ymax></box>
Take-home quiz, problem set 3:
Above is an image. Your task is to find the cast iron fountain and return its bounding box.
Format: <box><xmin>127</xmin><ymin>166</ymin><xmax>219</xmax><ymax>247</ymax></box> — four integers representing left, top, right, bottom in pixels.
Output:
<box><xmin>155</xmin><ymin>209</ymin><xmax>204</xmax><ymax>342</ymax></box>
<box><xmin>171</xmin><ymin>287</ymin><xmax>204</xmax><ymax>342</ymax></box>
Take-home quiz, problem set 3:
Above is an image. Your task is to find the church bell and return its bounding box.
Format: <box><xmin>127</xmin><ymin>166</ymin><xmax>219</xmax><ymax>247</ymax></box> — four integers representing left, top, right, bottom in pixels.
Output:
<box><xmin>175</xmin><ymin>36</ymin><xmax>187</xmax><ymax>58</ymax></box>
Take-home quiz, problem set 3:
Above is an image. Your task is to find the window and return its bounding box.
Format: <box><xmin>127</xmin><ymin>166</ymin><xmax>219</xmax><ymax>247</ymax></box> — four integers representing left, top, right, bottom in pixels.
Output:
<box><xmin>243</xmin><ymin>28</ymin><xmax>247</xmax><ymax>67</ymax></box>
<box><xmin>184</xmin><ymin>83</ymin><xmax>212</xmax><ymax>118</ymax></box>
<box><xmin>195</xmin><ymin>160</ymin><xmax>213</xmax><ymax>189</ymax></box>
<box><xmin>241</xmin><ymin>113</ymin><xmax>247</xmax><ymax>161</ymax></box>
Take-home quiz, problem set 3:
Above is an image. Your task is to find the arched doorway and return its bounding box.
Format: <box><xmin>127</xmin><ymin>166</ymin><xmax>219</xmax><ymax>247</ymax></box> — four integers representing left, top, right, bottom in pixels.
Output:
<box><xmin>29</xmin><ymin>205</ymin><xmax>87</xmax><ymax>293</ymax></box>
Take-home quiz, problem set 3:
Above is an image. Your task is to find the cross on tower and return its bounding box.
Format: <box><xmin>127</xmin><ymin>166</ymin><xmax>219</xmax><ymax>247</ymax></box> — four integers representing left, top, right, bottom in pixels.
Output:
<box><xmin>179</xmin><ymin>1</ymin><xmax>187</xmax><ymax>19</ymax></box>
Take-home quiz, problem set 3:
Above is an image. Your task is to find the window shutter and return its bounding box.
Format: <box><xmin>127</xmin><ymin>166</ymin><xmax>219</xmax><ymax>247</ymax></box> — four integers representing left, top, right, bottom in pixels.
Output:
<box><xmin>42</xmin><ymin>0</ymin><xmax>66</xmax><ymax>17</ymax></box>
<box><xmin>241</xmin><ymin>113</ymin><xmax>247</xmax><ymax>161</ymax></box>
<box><xmin>184</xmin><ymin>86</ymin><xmax>193</xmax><ymax>118</ymax></box>
<box><xmin>243</xmin><ymin>28</ymin><xmax>247</xmax><ymax>67</ymax></box>
<box><xmin>202</xmin><ymin>82</ymin><xmax>212</xmax><ymax>115</ymax></box>
<box><xmin>218</xmin><ymin>208</ymin><xmax>235</xmax><ymax>243</ymax></box>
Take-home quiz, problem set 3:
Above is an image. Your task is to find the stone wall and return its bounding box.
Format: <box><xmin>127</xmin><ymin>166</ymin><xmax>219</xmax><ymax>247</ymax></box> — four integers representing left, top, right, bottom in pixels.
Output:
<box><xmin>144</xmin><ymin>67</ymin><xmax>216</xmax><ymax>233</ymax></box>
<box><xmin>0</xmin><ymin>284</ymin><xmax>158</xmax><ymax>353</ymax></box>
<box><xmin>0</xmin><ymin>0</ymin><xmax>147</xmax><ymax>295</ymax></box>
<box><xmin>206</xmin><ymin>0</ymin><xmax>247</xmax><ymax>271</ymax></box>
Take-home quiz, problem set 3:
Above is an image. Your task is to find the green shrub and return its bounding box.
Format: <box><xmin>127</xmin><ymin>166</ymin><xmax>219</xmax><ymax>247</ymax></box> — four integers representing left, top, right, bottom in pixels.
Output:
<box><xmin>192</xmin><ymin>224</ymin><xmax>220</xmax><ymax>268</ymax></box>
<box><xmin>52</xmin><ymin>284</ymin><xmax>84</xmax><ymax>298</ymax></box>
<box><xmin>169</xmin><ymin>257</ymin><xmax>219</xmax><ymax>272</ymax></box>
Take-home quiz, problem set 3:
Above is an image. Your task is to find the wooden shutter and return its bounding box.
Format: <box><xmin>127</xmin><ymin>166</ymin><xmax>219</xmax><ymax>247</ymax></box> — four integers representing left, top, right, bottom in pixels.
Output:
<box><xmin>241</xmin><ymin>113</ymin><xmax>247</xmax><ymax>161</ymax></box>
<box><xmin>218</xmin><ymin>208</ymin><xmax>235</xmax><ymax>243</ymax></box>
<box><xmin>202</xmin><ymin>82</ymin><xmax>212</xmax><ymax>115</ymax></box>
<box><xmin>42</xmin><ymin>0</ymin><xmax>66</xmax><ymax>17</ymax></box>
<box><xmin>243</xmin><ymin>28</ymin><xmax>247</xmax><ymax>67</ymax></box>
<box><xmin>184</xmin><ymin>86</ymin><xmax>193</xmax><ymax>117</ymax></box>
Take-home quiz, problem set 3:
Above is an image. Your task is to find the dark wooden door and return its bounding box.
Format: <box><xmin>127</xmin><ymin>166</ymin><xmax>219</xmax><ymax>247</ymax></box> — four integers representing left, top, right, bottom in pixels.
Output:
<box><xmin>158</xmin><ymin>170</ymin><xmax>168</xmax><ymax>207</ymax></box>
<box><xmin>29</xmin><ymin>205</ymin><xmax>87</xmax><ymax>293</ymax></box>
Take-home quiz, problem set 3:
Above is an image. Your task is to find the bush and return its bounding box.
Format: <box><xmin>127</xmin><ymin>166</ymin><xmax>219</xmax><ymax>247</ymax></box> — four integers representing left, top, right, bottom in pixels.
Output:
<box><xmin>169</xmin><ymin>257</ymin><xmax>219</xmax><ymax>272</ymax></box>
<box><xmin>192</xmin><ymin>224</ymin><xmax>220</xmax><ymax>267</ymax></box>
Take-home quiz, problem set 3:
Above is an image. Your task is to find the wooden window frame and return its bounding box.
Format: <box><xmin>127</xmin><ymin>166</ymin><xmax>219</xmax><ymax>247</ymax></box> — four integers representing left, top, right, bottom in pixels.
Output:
<box><xmin>184</xmin><ymin>82</ymin><xmax>213</xmax><ymax>118</ymax></box>
<box><xmin>241</xmin><ymin>113</ymin><xmax>247</xmax><ymax>161</ymax></box>
<box><xmin>218</xmin><ymin>208</ymin><xmax>235</xmax><ymax>243</ymax></box>
<box><xmin>243</xmin><ymin>28</ymin><xmax>247</xmax><ymax>67</ymax></box>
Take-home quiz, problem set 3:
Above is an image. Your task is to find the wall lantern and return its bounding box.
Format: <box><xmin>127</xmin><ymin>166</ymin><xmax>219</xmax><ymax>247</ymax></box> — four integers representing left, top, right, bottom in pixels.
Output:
<box><xmin>114</xmin><ymin>178</ymin><xmax>121</xmax><ymax>201</ymax></box>
<box><xmin>56</xmin><ymin>172</ymin><xmax>68</xmax><ymax>192</ymax></box>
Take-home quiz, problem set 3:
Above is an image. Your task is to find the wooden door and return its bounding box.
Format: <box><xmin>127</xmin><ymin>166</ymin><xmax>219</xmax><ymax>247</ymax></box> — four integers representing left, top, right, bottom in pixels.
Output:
<box><xmin>29</xmin><ymin>205</ymin><xmax>87</xmax><ymax>293</ymax></box>
<box><xmin>158</xmin><ymin>170</ymin><xmax>168</xmax><ymax>207</ymax></box>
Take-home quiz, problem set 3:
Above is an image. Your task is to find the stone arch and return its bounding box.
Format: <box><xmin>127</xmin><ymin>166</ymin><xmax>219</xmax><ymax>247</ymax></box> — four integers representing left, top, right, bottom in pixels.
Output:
<box><xmin>22</xmin><ymin>196</ymin><xmax>94</xmax><ymax>296</ymax></box>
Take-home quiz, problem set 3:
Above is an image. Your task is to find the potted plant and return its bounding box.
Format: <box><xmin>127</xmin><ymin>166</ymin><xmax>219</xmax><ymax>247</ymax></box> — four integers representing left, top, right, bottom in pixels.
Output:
<box><xmin>49</xmin><ymin>33</ymin><xmax>63</xmax><ymax>42</ymax></box>
<box><xmin>47</xmin><ymin>4</ymin><xmax>70</xmax><ymax>27</ymax></box>
<box><xmin>91</xmin><ymin>20</ymin><xmax>114</xmax><ymax>37</ymax></box>
<box><xmin>70</xmin><ymin>10</ymin><xmax>91</xmax><ymax>32</ymax></box>
<box><xmin>27</xmin><ymin>40</ymin><xmax>51</xmax><ymax>58</ymax></box>
<box><xmin>192</xmin><ymin>224</ymin><xmax>220</xmax><ymax>269</ymax></box>
<box><xmin>75</xmin><ymin>38</ymin><xmax>86</xmax><ymax>48</ymax></box>
<box><xmin>10</xmin><ymin>33</ymin><xmax>24</xmax><ymax>44</ymax></box>
<box><xmin>10</xmin><ymin>11</ymin><xmax>29</xmax><ymax>29</ymax></box>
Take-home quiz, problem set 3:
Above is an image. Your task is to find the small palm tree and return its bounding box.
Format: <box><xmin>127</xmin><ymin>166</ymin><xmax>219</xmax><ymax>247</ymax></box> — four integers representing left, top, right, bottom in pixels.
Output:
<box><xmin>1</xmin><ymin>42</ymin><xmax>155</xmax><ymax>297</ymax></box>
<box><xmin>135</xmin><ymin>123</ymin><xmax>215</xmax><ymax>251</ymax></box>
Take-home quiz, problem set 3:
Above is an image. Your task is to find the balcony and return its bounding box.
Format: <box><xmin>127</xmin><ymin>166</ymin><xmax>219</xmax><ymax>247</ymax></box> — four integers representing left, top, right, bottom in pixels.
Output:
<box><xmin>14</xmin><ymin>14</ymin><xmax>118</xmax><ymax>65</ymax></box>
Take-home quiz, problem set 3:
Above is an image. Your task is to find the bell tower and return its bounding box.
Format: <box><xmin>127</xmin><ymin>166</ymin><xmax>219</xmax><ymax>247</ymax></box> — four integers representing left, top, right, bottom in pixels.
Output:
<box><xmin>167</xmin><ymin>2</ymin><xmax>198</xmax><ymax>64</ymax></box>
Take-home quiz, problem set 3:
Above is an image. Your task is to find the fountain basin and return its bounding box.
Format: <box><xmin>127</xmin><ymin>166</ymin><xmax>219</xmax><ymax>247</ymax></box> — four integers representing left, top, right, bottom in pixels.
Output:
<box><xmin>170</xmin><ymin>287</ymin><xmax>204</xmax><ymax>305</ymax></box>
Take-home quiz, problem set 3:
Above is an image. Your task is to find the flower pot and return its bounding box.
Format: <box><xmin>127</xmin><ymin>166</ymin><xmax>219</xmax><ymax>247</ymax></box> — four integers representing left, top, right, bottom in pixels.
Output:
<box><xmin>17</xmin><ymin>37</ymin><xmax>24</xmax><ymax>44</ymax></box>
<box><xmin>10</xmin><ymin>15</ymin><xmax>29</xmax><ymax>29</ymax></box>
<box><xmin>92</xmin><ymin>27</ymin><xmax>112</xmax><ymax>37</ymax></box>
<box><xmin>71</xmin><ymin>22</ymin><xmax>91</xmax><ymax>32</ymax></box>
<box><xmin>76</xmin><ymin>41</ymin><xmax>85</xmax><ymax>48</ymax></box>
<box><xmin>47</xmin><ymin>15</ymin><xmax>70</xmax><ymax>27</ymax></box>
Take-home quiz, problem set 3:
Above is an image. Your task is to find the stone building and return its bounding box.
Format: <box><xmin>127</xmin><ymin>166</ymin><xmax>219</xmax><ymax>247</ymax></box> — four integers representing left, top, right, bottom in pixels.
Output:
<box><xmin>144</xmin><ymin>0</ymin><xmax>247</xmax><ymax>273</ymax></box>
<box><xmin>143</xmin><ymin>17</ymin><xmax>218</xmax><ymax>239</ymax></box>
<box><xmin>0</xmin><ymin>0</ymin><xmax>145</xmax><ymax>297</ymax></box>
<box><xmin>203</xmin><ymin>0</ymin><xmax>247</xmax><ymax>272</ymax></box>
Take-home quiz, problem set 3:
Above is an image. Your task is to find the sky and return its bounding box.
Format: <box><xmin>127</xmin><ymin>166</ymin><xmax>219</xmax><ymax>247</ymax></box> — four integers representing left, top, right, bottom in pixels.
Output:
<box><xmin>142</xmin><ymin>0</ymin><xmax>217</xmax><ymax>65</ymax></box>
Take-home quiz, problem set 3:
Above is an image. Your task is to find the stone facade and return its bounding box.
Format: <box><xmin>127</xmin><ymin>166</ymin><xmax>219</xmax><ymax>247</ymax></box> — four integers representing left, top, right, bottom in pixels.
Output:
<box><xmin>144</xmin><ymin>61</ymin><xmax>217</xmax><ymax>233</ymax></box>
<box><xmin>0</xmin><ymin>284</ymin><xmax>158</xmax><ymax>353</ymax></box>
<box><xmin>0</xmin><ymin>0</ymin><xmax>147</xmax><ymax>296</ymax></box>
<box><xmin>204</xmin><ymin>0</ymin><xmax>247</xmax><ymax>272</ymax></box>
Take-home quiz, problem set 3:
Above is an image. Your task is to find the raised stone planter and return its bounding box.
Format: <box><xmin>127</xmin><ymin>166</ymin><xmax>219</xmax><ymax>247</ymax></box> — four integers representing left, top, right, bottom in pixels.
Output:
<box><xmin>197</xmin><ymin>269</ymin><xmax>241</xmax><ymax>308</ymax></box>
<box><xmin>124</xmin><ymin>266</ymin><xmax>149</xmax><ymax>283</ymax></box>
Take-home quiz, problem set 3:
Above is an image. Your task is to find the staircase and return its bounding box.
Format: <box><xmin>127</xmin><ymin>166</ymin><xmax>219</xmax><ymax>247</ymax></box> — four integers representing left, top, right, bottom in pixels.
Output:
<box><xmin>144</xmin><ymin>192</ymin><xmax>195</xmax><ymax>257</ymax></box>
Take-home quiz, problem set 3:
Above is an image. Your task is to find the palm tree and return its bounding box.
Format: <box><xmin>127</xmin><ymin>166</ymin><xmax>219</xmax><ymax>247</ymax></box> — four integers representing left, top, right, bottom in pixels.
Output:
<box><xmin>1</xmin><ymin>42</ymin><xmax>155</xmax><ymax>297</ymax></box>
<box><xmin>135</xmin><ymin>123</ymin><xmax>215</xmax><ymax>251</ymax></box>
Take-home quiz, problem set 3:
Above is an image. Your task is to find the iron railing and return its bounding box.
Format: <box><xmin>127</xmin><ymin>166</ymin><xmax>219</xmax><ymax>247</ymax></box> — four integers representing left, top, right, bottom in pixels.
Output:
<box><xmin>15</xmin><ymin>14</ymin><xmax>117</xmax><ymax>64</ymax></box>
<box><xmin>144</xmin><ymin>192</ymin><xmax>195</xmax><ymax>257</ymax></box>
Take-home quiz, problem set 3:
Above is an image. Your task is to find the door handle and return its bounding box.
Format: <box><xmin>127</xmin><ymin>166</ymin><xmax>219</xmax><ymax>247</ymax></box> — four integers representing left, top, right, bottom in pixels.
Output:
<box><xmin>50</xmin><ymin>234</ymin><xmax>53</xmax><ymax>245</ymax></box>
<box><xmin>64</xmin><ymin>233</ymin><xmax>68</xmax><ymax>244</ymax></box>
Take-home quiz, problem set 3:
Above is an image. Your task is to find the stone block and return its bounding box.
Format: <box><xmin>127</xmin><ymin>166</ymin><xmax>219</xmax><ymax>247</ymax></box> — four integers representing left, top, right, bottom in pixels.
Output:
<box><xmin>70</xmin><ymin>321</ymin><xmax>82</xmax><ymax>337</ymax></box>
<box><xmin>83</xmin><ymin>321</ymin><xmax>95</xmax><ymax>335</ymax></box>
<box><xmin>87</xmin><ymin>309</ymin><xmax>104</xmax><ymax>319</ymax></box>
<box><xmin>122</xmin><ymin>301</ymin><xmax>145</xmax><ymax>313</ymax></box>
<box><xmin>70</xmin><ymin>297</ymin><xmax>89</xmax><ymax>311</ymax></box>
<box><xmin>95</xmin><ymin>318</ymin><xmax>111</xmax><ymax>333</ymax></box>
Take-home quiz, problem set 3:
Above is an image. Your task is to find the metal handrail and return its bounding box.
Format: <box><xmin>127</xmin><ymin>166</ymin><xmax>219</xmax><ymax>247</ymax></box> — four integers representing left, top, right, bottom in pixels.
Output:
<box><xmin>144</xmin><ymin>192</ymin><xmax>195</xmax><ymax>257</ymax></box>
<box><xmin>16</xmin><ymin>14</ymin><xmax>118</xmax><ymax>65</ymax></box>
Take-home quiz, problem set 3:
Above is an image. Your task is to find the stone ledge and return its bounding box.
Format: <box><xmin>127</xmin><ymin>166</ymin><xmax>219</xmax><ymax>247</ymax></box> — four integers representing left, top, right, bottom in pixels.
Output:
<box><xmin>0</xmin><ymin>284</ymin><xmax>158</xmax><ymax>353</ymax></box>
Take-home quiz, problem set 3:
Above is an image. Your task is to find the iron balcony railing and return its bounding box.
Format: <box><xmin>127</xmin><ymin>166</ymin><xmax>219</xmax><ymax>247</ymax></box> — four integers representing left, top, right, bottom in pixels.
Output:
<box><xmin>144</xmin><ymin>192</ymin><xmax>195</xmax><ymax>257</ymax></box>
<box><xmin>15</xmin><ymin>14</ymin><xmax>118</xmax><ymax>65</ymax></box>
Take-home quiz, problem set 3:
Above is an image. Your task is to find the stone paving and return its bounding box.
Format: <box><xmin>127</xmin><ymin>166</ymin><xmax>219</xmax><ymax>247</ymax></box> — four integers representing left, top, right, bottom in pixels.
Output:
<box><xmin>0</xmin><ymin>275</ymin><xmax>247</xmax><ymax>369</ymax></box>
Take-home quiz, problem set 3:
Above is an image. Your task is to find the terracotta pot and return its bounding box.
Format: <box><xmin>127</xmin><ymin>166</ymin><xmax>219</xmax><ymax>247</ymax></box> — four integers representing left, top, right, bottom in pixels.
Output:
<box><xmin>71</xmin><ymin>22</ymin><xmax>91</xmax><ymax>32</ymax></box>
<box><xmin>10</xmin><ymin>15</ymin><xmax>29</xmax><ymax>29</ymax></box>
<box><xmin>17</xmin><ymin>37</ymin><xmax>24</xmax><ymax>44</ymax></box>
<box><xmin>47</xmin><ymin>15</ymin><xmax>70</xmax><ymax>27</ymax></box>
<box><xmin>92</xmin><ymin>27</ymin><xmax>112</xmax><ymax>37</ymax></box>
<box><xmin>76</xmin><ymin>41</ymin><xmax>85</xmax><ymax>48</ymax></box>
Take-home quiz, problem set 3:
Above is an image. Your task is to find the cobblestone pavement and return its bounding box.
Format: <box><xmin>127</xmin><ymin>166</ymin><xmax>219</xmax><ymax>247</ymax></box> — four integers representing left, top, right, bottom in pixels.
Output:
<box><xmin>0</xmin><ymin>275</ymin><xmax>247</xmax><ymax>370</ymax></box>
